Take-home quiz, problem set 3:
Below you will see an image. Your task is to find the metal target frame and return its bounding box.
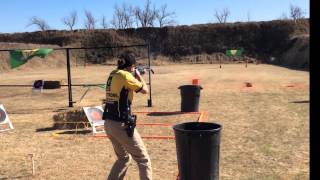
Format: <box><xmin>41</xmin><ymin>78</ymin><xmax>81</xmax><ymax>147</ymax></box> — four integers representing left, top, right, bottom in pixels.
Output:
<box><xmin>0</xmin><ymin>44</ymin><xmax>153</xmax><ymax>108</ymax></box>
<box><xmin>83</xmin><ymin>105</ymin><xmax>105</xmax><ymax>134</ymax></box>
<box><xmin>0</xmin><ymin>104</ymin><xmax>14</xmax><ymax>132</ymax></box>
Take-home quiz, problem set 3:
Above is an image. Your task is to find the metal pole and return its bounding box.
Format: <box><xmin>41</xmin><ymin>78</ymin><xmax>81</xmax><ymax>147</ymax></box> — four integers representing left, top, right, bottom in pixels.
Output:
<box><xmin>66</xmin><ymin>48</ymin><xmax>73</xmax><ymax>107</ymax></box>
<box><xmin>245</xmin><ymin>57</ymin><xmax>248</xmax><ymax>68</ymax></box>
<box><xmin>147</xmin><ymin>44</ymin><xmax>152</xmax><ymax>107</ymax></box>
<box><xmin>0</xmin><ymin>44</ymin><xmax>148</xmax><ymax>52</ymax></box>
<box><xmin>28</xmin><ymin>154</ymin><xmax>35</xmax><ymax>176</ymax></box>
<box><xmin>0</xmin><ymin>83</ymin><xmax>105</xmax><ymax>87</ymax></box>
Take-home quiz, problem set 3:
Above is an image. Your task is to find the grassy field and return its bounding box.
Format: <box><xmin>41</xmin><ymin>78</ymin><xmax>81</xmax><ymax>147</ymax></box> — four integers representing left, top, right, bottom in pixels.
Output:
<box><xmin>0</xmin><ymin>63</ymin><xmax>309</xmax><ymax>180</ymax></box>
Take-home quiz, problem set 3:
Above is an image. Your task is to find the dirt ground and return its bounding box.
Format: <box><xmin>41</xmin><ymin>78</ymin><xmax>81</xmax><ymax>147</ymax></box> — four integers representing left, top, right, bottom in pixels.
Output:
<box><xmin>0</xmin><ymin>63</ymin><xmax>309</xmax><ymax>180</ymax></box>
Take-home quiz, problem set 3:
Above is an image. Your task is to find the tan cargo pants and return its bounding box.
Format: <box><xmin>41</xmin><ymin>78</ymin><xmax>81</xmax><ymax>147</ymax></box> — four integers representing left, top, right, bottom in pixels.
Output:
<box><xmin>104</xmin><ymin>119</ymin><xmax>152</xmax><ymax>180</ymax></box>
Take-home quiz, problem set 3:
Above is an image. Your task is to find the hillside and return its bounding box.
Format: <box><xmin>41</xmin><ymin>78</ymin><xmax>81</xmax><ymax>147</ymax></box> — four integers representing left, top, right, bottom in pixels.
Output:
<box><xmin>0</xmin><ymin>19</ymin><xmax>309</xmax><ymax>70</ymax></box>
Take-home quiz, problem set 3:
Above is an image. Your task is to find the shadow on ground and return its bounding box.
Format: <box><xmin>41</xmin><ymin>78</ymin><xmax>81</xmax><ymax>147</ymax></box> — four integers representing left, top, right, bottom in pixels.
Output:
<box><xmin>290</xmin><ymin>100</ymin><xmax>309</xmax><ymax>104</ymax></box>
<box><xmin>147</xmin><ymin>111</ymin><xmax>187</xmax><ymax>116</ymax></box>
<box><xmin>55</xmin><ymin>129</ymin><xmax>91</xmax><ymax>134</ymax></box>
<box><xmin>36</xmin><ymin>127</ymin><xmax>91</xmax><ymax>135</ymax></box>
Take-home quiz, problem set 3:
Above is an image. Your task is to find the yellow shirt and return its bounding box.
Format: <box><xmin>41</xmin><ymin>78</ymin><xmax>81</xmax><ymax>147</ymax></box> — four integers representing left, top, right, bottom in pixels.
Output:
<box><xmin>103</xmin><ymin>69</ymin><xmax>143</xmax><ymax>119</ymax></box>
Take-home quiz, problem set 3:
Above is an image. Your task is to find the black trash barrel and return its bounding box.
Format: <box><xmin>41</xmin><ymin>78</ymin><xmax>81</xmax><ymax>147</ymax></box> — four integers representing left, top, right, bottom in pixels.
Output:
<box><xmin>173</xmin><ymin>122</ymin><xmax>222</xmax><ymax>180</ymax></box>
<box><xmin>178</xmin><ymin>85</ymin><xmax>203</xmax><ymax>112</ymax></box>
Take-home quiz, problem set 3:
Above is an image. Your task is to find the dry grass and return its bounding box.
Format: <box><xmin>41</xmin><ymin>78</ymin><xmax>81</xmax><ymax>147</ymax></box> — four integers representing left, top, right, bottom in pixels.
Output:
<box><xmin>0</xmin><ymin>63</ymin><xmax>309</xmax><ymax>180</ymax></box>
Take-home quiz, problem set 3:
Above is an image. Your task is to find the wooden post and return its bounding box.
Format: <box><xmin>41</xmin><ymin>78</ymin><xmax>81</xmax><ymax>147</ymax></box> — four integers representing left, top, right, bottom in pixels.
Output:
<box><xmin>28</xmin><ymin>154</ymin><xmax>35</xmax><ymax>176</ymax></box>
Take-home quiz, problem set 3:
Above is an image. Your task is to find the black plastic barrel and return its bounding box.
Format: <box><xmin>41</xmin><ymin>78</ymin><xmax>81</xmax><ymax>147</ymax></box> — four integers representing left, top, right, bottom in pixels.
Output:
<box><xmin>178</xmin><ymin>85</ymin><xmax>203</xmax><ymax>112</ymax></box>
<box><xmin>43</xmin><ymin>81</ymin><xmax>61</xmax><ymax>89</ymax></box>
<box><xmin>173</xmin><ymin>122</ymin><xmax>222</xmax><ymax>180</ymax></box>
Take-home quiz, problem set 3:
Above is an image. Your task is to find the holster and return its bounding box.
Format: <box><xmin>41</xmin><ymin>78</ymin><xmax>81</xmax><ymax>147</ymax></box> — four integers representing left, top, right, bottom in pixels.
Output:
<box><xmin>124</xmin><ymin>114</ymin><xmax>137</xmax><ymax>137</ymax></box>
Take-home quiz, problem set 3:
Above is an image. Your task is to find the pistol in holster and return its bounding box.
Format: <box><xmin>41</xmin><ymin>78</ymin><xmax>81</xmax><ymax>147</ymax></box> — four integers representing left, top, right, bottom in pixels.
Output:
<box><xmin>124</xmin><ymin>114</ymin><xmax>137</xmax><ymax>137</ymax></box>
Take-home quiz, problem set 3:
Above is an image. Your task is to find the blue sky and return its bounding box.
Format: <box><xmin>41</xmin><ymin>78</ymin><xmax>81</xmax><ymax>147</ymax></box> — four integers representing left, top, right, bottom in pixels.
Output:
<box><xmin>0</xmin><ymin>0</ymin><xmax>309</xmax><ymax>33</ymax></box>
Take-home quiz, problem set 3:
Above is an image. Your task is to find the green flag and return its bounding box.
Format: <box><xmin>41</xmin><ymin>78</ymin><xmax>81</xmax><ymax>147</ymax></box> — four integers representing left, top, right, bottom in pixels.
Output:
<box><xmin>10</xmin><ymin>48</ymin><xmax>53</xmax><ymax>69</ymax></box>
<box><xmin>226</xmin><ymin>49</ymin><xmax>243</xmax><ymax>57</ymax></box>
<box><xmin>97</xmin><ymin>84</ymin><xmax>106</xmax><ymax>89</ymax></box>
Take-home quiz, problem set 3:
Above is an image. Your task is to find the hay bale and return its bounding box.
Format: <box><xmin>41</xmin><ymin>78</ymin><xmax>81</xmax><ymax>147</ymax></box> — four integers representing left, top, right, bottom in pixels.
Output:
<box><xmin>52</xmin><ymin>108</ymin><xmax>89</xmax><ymax>129</ymax></box>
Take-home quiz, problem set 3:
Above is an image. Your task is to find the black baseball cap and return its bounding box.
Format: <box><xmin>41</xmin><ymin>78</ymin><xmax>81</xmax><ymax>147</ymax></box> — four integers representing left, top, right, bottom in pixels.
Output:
<box><xmin>117</xmin><ymin>53</ymin><xmax>136</xmax><ymax>69</ymax></box>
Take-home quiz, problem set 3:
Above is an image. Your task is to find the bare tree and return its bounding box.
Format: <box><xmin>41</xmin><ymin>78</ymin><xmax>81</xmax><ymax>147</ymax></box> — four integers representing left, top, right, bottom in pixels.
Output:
<box><xmin>279</xmin><ymin>12</ymin><xmax>289</xmax><ymax>20</ymax></box>
<box><xmin>27</xmin><ymin>16</ymin><xmax>50</xmax><ymax>31</ymax></box>
<box><xmin>247</xmin><ymin>10</ymin><xmax>251</xmax><ymax>22</ymax></box>
<box><xmin>290</xmin><ymin>4</ymin><xmax>305</xmax><ymax>22</ymax></box>
<box><xmin>214</xmin><ymin>8</ymin><xmax>230</xmax><ymax>23</ymax></box>
<box><xmin>84</xmin><ymin>10</ymin><xmax>97</xmax><ymax>30</ymax></box>
<box><xmin>62</xmin><ymin>11</ymin><xmax>77</xmax><ymax>31</ymax></box>
<box><xmin>111</xmin><ymin>3</ymin><xmax>134</xmax><ymax>29</ymax></box>
<box><xmin>134</xmin><ymin>0</ymin><xmax>157</xmax><ymax>27</ymax></box>
<box><xmin>155</xmin><ymin>4</ymin><xmax>176</xmax><ymax>27</ymax></box>
<box><xmin>101</xmin><ymin>15</ymin><xmax>108</xmax><ymax>29</ymax></box>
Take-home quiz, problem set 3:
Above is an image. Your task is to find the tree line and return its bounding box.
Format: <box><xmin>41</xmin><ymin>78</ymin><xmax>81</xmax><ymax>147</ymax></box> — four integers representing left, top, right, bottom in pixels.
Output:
<box><xmin>27</xmin><ymin>0</ymin><xmax>177</xmax><ymax>31</ymax></box>
<box><xmin>27</xmin><ymin>1</ymin><xmax>306</xmax><ymax>31</ymax></box>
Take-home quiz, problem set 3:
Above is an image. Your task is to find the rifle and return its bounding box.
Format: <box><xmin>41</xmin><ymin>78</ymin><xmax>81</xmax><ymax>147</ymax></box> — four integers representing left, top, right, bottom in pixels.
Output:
<box><xmin>135</xmin><ymin>64</ymin><xmax>154</xmax><ymax>75</ymax></box>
